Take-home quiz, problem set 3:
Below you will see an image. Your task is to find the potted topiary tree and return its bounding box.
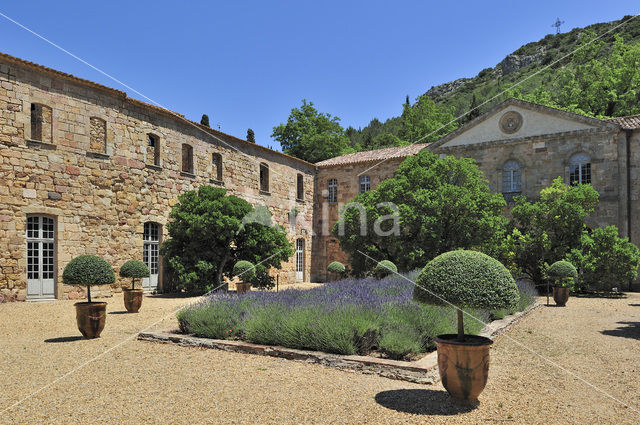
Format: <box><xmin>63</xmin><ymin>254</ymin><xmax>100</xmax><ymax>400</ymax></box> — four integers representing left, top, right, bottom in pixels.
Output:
<box><xmin>62</xmin><ymin>255</ymin><xmax>116</xmax><ymax>339</ymax></box>
<box><xmin>327</xmin><ymin>261</ymin><xmax>346</xmax><ymax>282</ymax></box>
<box><xmin>373</xmin><ymin>260</ymin><xmax>397</xmax><ymax>280</ymax></box>
<box><xmin>233</xmin><ymin>261</ymin><xmax>255</xmax><ymax>294</ymax></box>
<box><xmin>119</xmin><ymin>260</ymin><xmax>150</xmax><ymax>313</ymax></box>
<box><xmin>414</xmin><ymin>250</ymin><xmax>519</xmax><ymax>403</ymax></box>
<box><xmin>547</xmin><ymin>260</ymin><xmax>577</xmax><ymax>307</ymax></box>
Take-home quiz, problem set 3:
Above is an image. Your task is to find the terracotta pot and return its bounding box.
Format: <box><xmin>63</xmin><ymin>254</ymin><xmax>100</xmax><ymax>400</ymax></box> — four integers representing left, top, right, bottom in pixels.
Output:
<box><xmin>553</xmin><ymin>286</ymin><xmax>570</xmax><ymax>306</ymax></box>
<box><xmin>75</xmin><ymin>302</ymin><xmax>107</xmax><ymax>339</ymax></box>
<box><xmin>434</xmin><ymin>334</ymin><xmax>493</xmax><ymax>403</ymax></box>
<box><xmin>236</xmin><ymin>282</ymin><xmax>251</xmax><ymax>294</ymax></box>
<box><xmin>123</xmin><ymin>288</ymin><xmax>144</xmax><ymax>313</ymax></box>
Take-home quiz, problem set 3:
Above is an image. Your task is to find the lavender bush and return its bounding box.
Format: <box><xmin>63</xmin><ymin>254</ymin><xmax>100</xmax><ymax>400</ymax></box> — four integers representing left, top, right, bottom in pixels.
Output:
<box><xmin>177</xmin><ymin>275</ymin><xmax>535</xmax><ymax>359</ymax></box>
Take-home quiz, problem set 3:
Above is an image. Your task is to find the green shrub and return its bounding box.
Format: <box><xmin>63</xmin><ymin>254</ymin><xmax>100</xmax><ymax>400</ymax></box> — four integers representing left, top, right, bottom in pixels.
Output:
<box><xmin>62</xmin><ymin>255</ymin><xmax>115</xmax><ymax>302</ymax></box>
<box><xmin>414</xmin><ymin>250</ymin><xmax>519</xmax><ymax>340</ymax></box>
<box><xmin>233</xmin><ymin>261</ymin><xmax>255</xmax><ymax>282</ymax></box>
<box><xmin>119</xmin><ymin>260</ymin><xmax>150</xmax><ymax>290</ymax></box>
<box><xmin>547</xmin><ymin>260</ymin><xmax>577</xmax><ymax>288</ymax></box>
<box><xmin>327</xmin><ymin>261</ymin><xmax>346</xmax><ymax>274</ymax></box>
<box><xmin>249</xmin><ymin>265</ymin><xmax>275</xmax><ymax>290</ymax></box>
<box><xmin>373</xmin><ymin>260</ymin><xmax>397</xmax><ymax>279</ymax></box>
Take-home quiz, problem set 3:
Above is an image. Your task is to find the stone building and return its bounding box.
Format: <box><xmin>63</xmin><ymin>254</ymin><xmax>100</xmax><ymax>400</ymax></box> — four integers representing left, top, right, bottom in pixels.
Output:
<box><xmin>2</xmin><ymin>51</ymin><xmax>640</xmax><ymax>300</ymax></box>
<box><xmin>0</xmin><ymin>52</ymin><xmax>314</xmax><ymax>301</ymax></box>
<box><xmin>311</xmin><ymin>98</ymin><xmax>640</xmax><ymax>282</ymax></box>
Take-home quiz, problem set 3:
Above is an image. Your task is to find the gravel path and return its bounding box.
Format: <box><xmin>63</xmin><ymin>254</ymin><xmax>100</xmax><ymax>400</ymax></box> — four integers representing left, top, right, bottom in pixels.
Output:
<box><xmin>1</xmin><ymin>292</ymin><xmax>639</xmax><ymax>424</ymax></box>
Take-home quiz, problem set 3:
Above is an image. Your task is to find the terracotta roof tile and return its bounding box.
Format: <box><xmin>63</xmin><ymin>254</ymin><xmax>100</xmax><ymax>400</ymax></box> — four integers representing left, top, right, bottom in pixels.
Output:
<box><xmin>604</xmin><ymin>115</ymin><xmax>640</xmax><ymax>130</ymax></box>
<box><xmin>316</xmin><ymin>143</ymin><xmax>429</xmax><ymax>167</ymax></box>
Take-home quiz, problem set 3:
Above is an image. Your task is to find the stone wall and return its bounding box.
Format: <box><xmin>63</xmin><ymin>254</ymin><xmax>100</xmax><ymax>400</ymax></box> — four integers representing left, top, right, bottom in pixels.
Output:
<box><xmin>0</xmin><ymin>57</ymin><xmax>315</xmax><ymax>301</ymax></box>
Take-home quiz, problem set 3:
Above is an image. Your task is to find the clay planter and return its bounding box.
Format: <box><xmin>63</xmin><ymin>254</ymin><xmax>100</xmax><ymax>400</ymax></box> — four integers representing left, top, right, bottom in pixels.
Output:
<box><xmin>236</xmin><ymin>282</ymin><xmax>251</xmax><ymax>294</ymax></box>
<box><xmin>123</xmin><ymin>288</ymin><xmax>144</xmax><ymax>313</ymax></box>
<box><xmin>434</xmin><ymin>334</ymin><xmax>493</xmax><ymax>403</ymax></box>
<box><xmin>553</xmin><ymin>286</ymin><xmax>570</xmax><ymax>306</ymax></box>
<box><xmin>75</xmin><ymin>302</ymin><xmax>107</xmax><ymax>339</ymax></box>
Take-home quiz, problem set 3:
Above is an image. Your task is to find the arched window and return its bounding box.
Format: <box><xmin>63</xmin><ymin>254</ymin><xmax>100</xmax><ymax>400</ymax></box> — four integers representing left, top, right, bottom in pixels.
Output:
<box><xmin>359</xmin><ymin>175</ymin><xmax>371</xmax><ymax>193</ymax></box>
<box><xmin>569</xmin><ymin>153</ymin><xmax>591</xmax><ymax>185</ymax></box>
<box><xmin>327</xmin><ymin>178</ymin><xmax>338</xmax><ymax>203</ymax></box>
<box><xmin>502</xmin><ymin>160</ymin><xmax>522</xmax><ymax>193</ymax></box>
<box><xmin>147</xmin><ymin>134</ymin><xmax>160</xmax><ymax>166</ymax></box>
<box><xmin>296</xmin><ymin>174</ymin><xmax>304</xmax><ymax>200</ymax></box>
<box><xmin>89</xmin><ymin>117</ymin><xmax>107</xmax><ymax>153</ymax></box>
<box><xmin>212</xmin><ymin>153</ymin><xmax>223</xmax><ymax>182</ymax></box>
<box><xmin>181</xmin><ymin>144</ymin><xmax>194</xmax><ymax>174</ymax></box>
<box><xmin>260</xmin><ymin>163</ymin><xmax>269</xmax><ymax>192</ymax></box>
<box><xmin>30</xmin><ymin>103</ymin><xmax>53</xmax><ymax>143</ymax></box>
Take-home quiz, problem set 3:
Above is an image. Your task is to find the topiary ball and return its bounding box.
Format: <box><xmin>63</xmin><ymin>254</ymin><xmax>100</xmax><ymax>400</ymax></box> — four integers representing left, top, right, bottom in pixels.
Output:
<box><xmin>233</xmin><ymin>260</ymin><xmax>255</xmax><ymax>282</ymax></box>
<box><xmin>119</xmin><ymin>260</ymin><xmax>150</xmax><ymax>279</ymax></box>
<box><xmin>414</xmin><ymin>250</ymin><xmax>519</xmax><ymax>310</ymax></box>
<box><xmin>547</xmin><ymin>261</ymin><xmax>577</xmax><ymax>280</ymax></box>
<box><xmin>62</xmin><ymin>255</ymin><xmax>116</xmax><ymax>287</ymax></box>
<box><xmin>327</xmin><ymin>261</ymin><xmax>346</xmax><ymax>274</ymax></box>
<box><xmin>373</xmin><ymin>260</ymin><xmax>397</xmax><ymax>279</ymax></box>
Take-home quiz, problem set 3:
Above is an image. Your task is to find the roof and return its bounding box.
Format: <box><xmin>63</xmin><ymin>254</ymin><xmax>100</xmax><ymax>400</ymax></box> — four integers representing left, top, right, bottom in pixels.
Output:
<box><xmin>315</xmin><ymin>144</ymin><xmax>429</xmax><ymax>167</ymax></box>
<box><xmin>0</xmin><ymin>51</ymin><xmax>314</xmax><ymax>167</ymax></box>
<box><xmin>604</xmin><ymin>115</ymin><xmax>640</xmax><ymax>130</ymax></box>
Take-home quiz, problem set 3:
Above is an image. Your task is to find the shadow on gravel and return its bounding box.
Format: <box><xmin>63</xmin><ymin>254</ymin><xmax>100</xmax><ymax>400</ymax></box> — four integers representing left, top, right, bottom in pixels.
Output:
<box><xmin>629</xmin><ymin>304</ymin><xmax>640</xmax><ymax>307</ymax></box>
<box><xmin>601</xmin><ymin>321</ymin><xmax>640</xmax><ymax>340</ymax></box>
<box><xmin>108</xmin><ymin>311</ymin><xmax>129</xmax><ymax>315</ymax></box>
<box><xmin>44</xmin><ymin>336</ymin><xmax>83</xmax><ymax>343</ymax></box>
<box><xmin>375</xmin><ymin>389</ymin><xmax>477</xmax><ymax>415</ymax></box>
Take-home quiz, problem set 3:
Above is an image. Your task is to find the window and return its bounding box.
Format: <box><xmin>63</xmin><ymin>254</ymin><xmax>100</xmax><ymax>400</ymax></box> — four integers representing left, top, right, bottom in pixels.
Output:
<box><xmin>143</xmin><ymin>222</ymin><xmax>160</xmax><ymax>291</ymax></box>
<box><xmin>26</xmin><ymin>215</ymin><xmax>56</xmax><ymax>299</ymax></box>
<box><xmin>569</xmin><ymin>153</ymin><xmax>591</xmax><ymax>185</ymax></box>
<box><xmin>297</xmin><ymin>174</ymin><xmax>304</xmax><ymax>200</ymax></box>
<box><xmin>212</xmin><ymin>153</ymin><xmax>223</xmax><ymax>181</ymax></box>
<box><xmin>181</xmin><ymin>143</ymin><xmax>194</xmax><ymax>174</ymax></box>
<box><xmin>147</xmin><ymin>134</ymin><xmax>160</xmax><ymax>166</ymax></box>
<box><xmin>359</xmin><ymin>175</ymin><xmax>371</xmax><ymax>193</ymax></box>
<box><xmin>295</xmin><ymin>239</ymin><xmax>304</xmax><ymax>281</ymax></box>
<box><xmin>260</xmin><ymin>163</ymin><xmax>269</xmax><ymax>192</ymax></box>
<box><xmin>502</xmin><ymin>160</ymin><xmax>522</xmax><ymax>193</ymax></box>
<box><xmin>89</xmin><ymin>117</ymin><xmax>107</xmax><ymax>153</ymax></box>
<box><xmin>30</xmin><ymin>103</ymin><xmax>52</xmax><ymax>143</ymax></box>
<box><xmin>327</xmin><ymin>178</ymin><xmax>338</xmax><ymax>203</ymax></box>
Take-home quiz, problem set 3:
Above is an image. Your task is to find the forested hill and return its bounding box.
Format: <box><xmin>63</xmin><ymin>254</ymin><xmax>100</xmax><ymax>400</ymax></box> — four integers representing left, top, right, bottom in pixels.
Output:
<box><xmin>346</xmin><ymin>15</ymin><xmax>640</xmax><ymax>151</ymax></box>
<box><xmin>272</xmin><ymin>16</ymin><xmax>640</xmax><ymax>163</ymax></box>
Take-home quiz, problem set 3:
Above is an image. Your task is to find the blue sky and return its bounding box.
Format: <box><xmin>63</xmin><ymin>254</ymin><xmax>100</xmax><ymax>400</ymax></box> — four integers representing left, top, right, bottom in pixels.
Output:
<box><xmin>0</xmin><ymin>1</ymin><xmax>637</xmax><ymax>149</ymax></box>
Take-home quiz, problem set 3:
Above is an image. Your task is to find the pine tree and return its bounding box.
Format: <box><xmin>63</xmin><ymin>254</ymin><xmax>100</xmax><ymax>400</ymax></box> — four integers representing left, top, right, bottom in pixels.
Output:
<box><xmin>405</xmin><ymin>95</ymin><xmax>410</xmax><ymax>106</ymax></box>
<box><xmin>467</xmin><ymin>94</ymin><xmax>481</xmax><ymax>121</ymax></box>
<box><xmin>246</xmin><ymin>128</ymin><xmax>256</xmax><ymax>143</ymax></box>
<box><xmin>200</xmin><ymin>114</ymin><xmax>210</xmax><ymax>127</ymax></box>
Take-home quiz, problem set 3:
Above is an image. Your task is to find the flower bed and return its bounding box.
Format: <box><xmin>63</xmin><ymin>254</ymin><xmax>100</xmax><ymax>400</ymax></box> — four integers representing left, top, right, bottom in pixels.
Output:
<box><xmin>177</xmin><ymin>276</ymin><xmax>535</xmax><ymax>360</ymax></box>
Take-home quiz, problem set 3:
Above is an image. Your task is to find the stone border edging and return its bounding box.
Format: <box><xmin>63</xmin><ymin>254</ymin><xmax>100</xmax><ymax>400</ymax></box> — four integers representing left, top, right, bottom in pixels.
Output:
<box><xmin>137</xmin><ymin>302</ymin><xmax>541</xmax><ymax>385</ymax></box>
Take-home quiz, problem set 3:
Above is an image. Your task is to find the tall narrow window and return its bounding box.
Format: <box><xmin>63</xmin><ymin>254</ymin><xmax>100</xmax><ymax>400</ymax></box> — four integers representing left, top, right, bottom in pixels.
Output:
<box><xmin>297</xmin><ymin>174</ymin><xmax>304</xmax><ymax>200</ymax></box>
<box><xmin>147</xmin><ymin>134</ymin><xmax>160</xmax><ymax>166</ymax></box>
<box><xmin>26</xmin><ymin>215</ymin><xmax>56</xmax><ymax>300</ymax></box>
<box><xmin>569</xmin><ymin>153</ymin><xmax>591</xmax><ymax>185</ymax></box>
<box><xmin>212</xmin><ymin>153</ymin><xmax>223</xmax><ymax>182</ymax></box>
<box><xmin>359</xmin><ymin>175</ymin><xmax>371</xmax><ymax>193</ymax></box>
<box><xmin>327</xmin><ymin>178</ymin><xmax>338</xmax><ymax>203</ymax></box>
<box><xmin>182</xmin><ymin>144</ymin><xmax>194</xmax><ymax>174</ymax></box>
<box><xmin>142</xmin><ymin>222</ymin><xmax>160</xmax><ymax>291</ymax></box>
<box><xmin>502</xmin><ymin>160</ymin><xmax>522</xmax><ymax>193</ymax></box>
<box><xmin>89</xmin><ymin>117</ymin><xmax>107</xmax><ymax>153</ymax></box>
<box><xmin>30</xmin><ymin>103</ymin><xmax>52</xmax><ymax>143</ymax></box>
<box><xmin>260</xmin><ymin>163</ymin><xmax>270</xmax><ymax>192</ymax></box>
<box><xmin>295</xmin><ymin>239</ymin><xmax>304</xmax><ymax>281</ymax></box>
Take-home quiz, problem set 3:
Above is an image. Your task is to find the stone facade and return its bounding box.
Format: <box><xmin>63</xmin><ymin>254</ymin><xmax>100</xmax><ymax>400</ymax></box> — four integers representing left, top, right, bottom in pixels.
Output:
<box><xmin>0</xmin><ymin>53</ymin><xmax>314</xmax><ymax>301</ymax></box>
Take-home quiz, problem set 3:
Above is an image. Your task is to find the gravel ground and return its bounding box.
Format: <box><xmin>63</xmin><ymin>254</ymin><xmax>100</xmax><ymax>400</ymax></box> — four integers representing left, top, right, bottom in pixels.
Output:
<box><xmin>1</xmin><ymin>292</ymin><xmax>639</xmax><ymax>424</ymax></box>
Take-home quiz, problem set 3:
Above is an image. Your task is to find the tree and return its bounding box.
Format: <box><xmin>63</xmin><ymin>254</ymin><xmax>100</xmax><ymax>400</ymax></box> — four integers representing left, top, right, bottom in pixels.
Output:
<box><xmin>567</xmin><ymin>226</ymin><xmax>640</xmax><ymax>292</ymax></box>
<box><xmin>62</xmin><ymin>255</ymin><xmax>115</xmax><ymax>303</ymax></box>
<box><xmin>333</xmin><ymin>150</ymin><xmax>507</xmax><ymax>276</ymax></box>
<box><xmin>400</xmin><ymin>95</ymin><xmax>458</xmax><ymax>143</ymax></box>
<box><xmin>271</xmin><ymin>99</ymin><xmax>354</xmax><ymax>163</ymax></box>
<box><xmin>200</xmin><ymin>114</ymin><xmax>210</xmax><ymax>127</ymax></box>
<box><xmin>506</xmin><ymin>177</ymin><xmax>599</xmax><ymax>285</ymax></box>
<box><xmin>246</xmin><ymin>128</ymin><xmax>255</xmax><ymax>143</ymax></box>
<box><xmin>467</xmin><ymin>94</ymin><xmax>481</xmax><ymax>121</ymax></box>
<box><xmin>160</xmin><ymin>186</ymin><xmax>293</xmax><ymax>293</ymax></box>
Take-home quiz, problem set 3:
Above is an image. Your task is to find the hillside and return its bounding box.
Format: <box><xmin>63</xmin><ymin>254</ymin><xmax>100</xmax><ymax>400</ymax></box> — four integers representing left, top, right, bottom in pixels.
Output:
<box><xmin>347</xmin><ymin>15</ymin><xmax>640</xmax><ymax>150</ymax></box>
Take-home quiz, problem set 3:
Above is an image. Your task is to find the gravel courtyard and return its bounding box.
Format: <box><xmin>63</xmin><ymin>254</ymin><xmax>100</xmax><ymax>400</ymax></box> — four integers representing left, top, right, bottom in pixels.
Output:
<box><xmin>1</xmin><ymin>292</ymin><xmax>639</xmax><ymax>424</ymax></box>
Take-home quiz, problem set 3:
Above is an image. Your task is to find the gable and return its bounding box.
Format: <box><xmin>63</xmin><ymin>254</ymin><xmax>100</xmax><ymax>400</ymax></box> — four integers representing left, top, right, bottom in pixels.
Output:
<box><xmin>436</xmin><ymin>101</ymin><xmax>608</xmax><ymax>149</ymax></box>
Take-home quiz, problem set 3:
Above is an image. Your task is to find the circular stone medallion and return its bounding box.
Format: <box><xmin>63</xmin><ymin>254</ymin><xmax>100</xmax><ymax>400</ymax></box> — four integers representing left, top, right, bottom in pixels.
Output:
<box><xmin>499</xmin><ymin>111</ymin><xmax>523</xmax><ymax>134</ymax></box>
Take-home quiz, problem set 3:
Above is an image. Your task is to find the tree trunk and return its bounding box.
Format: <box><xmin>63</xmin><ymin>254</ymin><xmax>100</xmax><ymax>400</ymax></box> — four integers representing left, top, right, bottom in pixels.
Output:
<box><xmin>457</xmin><ymin>308</ymin><xmax>465</xmax><ymax>341</ymax></box>
<box><xmin>131</xmin><ymin>277</ymin><xmax>135</xmax><ymax>290</ymax></box>
<box><xmin>216</xmin><ymin>252</ymin><xmax>231</xmax><ymax>292</ymax></box>
<box><xmin>87</xmin><ymin>285</ymin><xmax>92</xmax><ymax>303</ymax></box>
